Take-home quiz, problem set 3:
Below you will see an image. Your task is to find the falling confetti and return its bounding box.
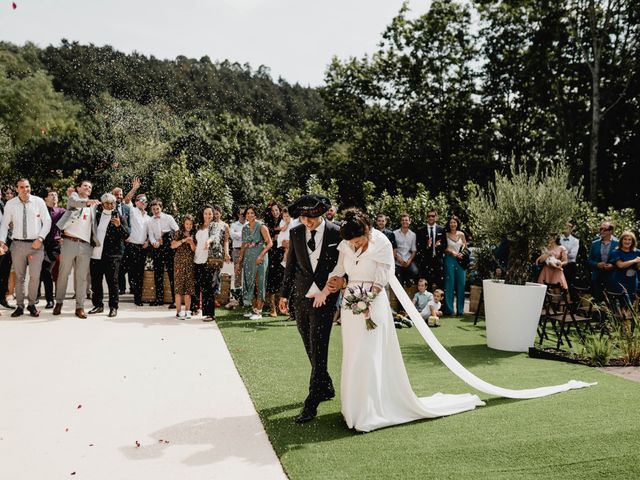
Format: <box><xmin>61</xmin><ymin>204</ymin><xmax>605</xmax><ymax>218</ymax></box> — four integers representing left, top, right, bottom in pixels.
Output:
<box><xmin>77</xmin><ymin>404</ymin><xmax>82</xmax><ymax>409</ymax></box>
<box><xmin>65</xmin><ymin>428</ymin><xmax>69</xmax><ymax>432</ymax></box>
<box><xmin>70</xmin><ymin>472</ymin><xmax>76</xmax><ymax>476</ymax></box>
<box><xmin>12</xmin><ymin>2</ymin><xmax>17</xmax><ymax>10</ymax></box>
<box><xmin>135</xmin><ymin>441</ymin><xmax>141</xmax><ymax>448</ymax></box>
<box><xmin>89</xmin><ymin>444</ymin><xmax>94</xmax><ymax>447</ymax></box>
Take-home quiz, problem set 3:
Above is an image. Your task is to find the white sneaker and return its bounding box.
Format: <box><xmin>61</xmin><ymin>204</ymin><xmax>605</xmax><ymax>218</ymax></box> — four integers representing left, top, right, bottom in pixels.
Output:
<box><xmin>243</xmin><ymin>311</ymin><xmax>254</xmax><ymax>318</ymax></box>
<box><xmin>176</xmin><ymin>312</ymin><xmax>185</xmax><ymax>320</ymax></box>
<box><xmin>185</xmin><ymin>310</ymin><xmax>192</xmax><ymax>319</ymax></box>
<box><xmin>249</xmin><ymin>313</ymin><xmax>263</xmax><ymax>320</ymax></box>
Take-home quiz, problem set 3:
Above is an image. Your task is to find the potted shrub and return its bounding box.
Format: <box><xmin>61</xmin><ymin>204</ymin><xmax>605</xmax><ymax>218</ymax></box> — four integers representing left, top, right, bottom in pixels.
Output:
<box><xmin>467</xmin><ymin>162</ymin><xmax>582</xmax><ymax>351</ymax></box>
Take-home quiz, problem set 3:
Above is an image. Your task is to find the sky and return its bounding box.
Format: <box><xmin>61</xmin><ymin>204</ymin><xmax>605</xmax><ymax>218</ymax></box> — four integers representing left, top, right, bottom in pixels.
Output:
<box><xmin>0</xmin><ymin>0</ymin><xmax>431</xmax><ymax>87</ymax></box>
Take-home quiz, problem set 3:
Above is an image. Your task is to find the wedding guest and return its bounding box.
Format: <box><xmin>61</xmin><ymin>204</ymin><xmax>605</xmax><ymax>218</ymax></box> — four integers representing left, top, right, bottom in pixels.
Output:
<box><xmin>122</xmin><ymin>177</ymin><xmax>149</xmax><ymax>306</ymax></box>
<box><xmin>171</xmin><ymin>214</ymin><xmax>196</xmax><ymax>319</ymax></box>
<box><xmin>229</xmin><ymin>207</ymin><xmax>246</xmax><ymax>304</ymax></box>
<box><xmin>325</xmin><ymin>205</ymin><xmax>343</xmax><ymax>226</ymax></box>
<box><xmin>415</xmin><ymin>209</ymin><xmax>446</xmax><ymax>291</ymax></box>
<box><xmin>588</xmin><ymin>221</ymin><xmax>618</xmax><ymax>301</ymax></box>
<box><xmin>112</xmin><ymin>186</ymin><xmax>131</xmax><ymax>294</ymax></box>
<box><xmin>393</xmin><ymin>213</ymin><xmax>418</xmax><ymax>286</ymax></box>
<box><xmin>374</xmin><ymin>214</ymin><xmax>397</xmax><ymax>249</ymax></box>
<box><xmin>0</xmin><ymin>194</ymin><xmax>14</xmax><ymax>309</ymax></box>
<box><xmin>239</xmin><ymin>205</ymin><xmax>272</xmax><ymax>320</ymax></box>
<box><xmin>426</xmin><ymin>290</ymin><xmax>445</xmax><ymax>327</ymax></box>
<box><xmin>608</xmin><ymin>231</ymin><xmax>640</xmax><ymax>303</ymax></box>
<box><xmin>193</xmin><ymin>205</ymin><xmax>227</xmax><ymax>322</ymax></box>
<box><xmin>413</xmin><ymin>278</ymin><xmax>434</xmax><ymax>319</ymax></box>
<box><xmin>0</xmin><ymin>178</ymin><xmax>51</xmax><ymax>317</ymax></box>
<box><xmin>443</xmin><ymin>215</ymin><xmax>467</xmax><ymax>316</ymax></box>
<box><xmin>210</xmin><ymin>205</ymin><xmax>231</xmax><ymax>304</ymax></box>
<box><xmin>88</xmin><ymin>193</ymin><xmax>129</xmax><ymax>317</ymax></box>
<box><xmin>54</xmin><ymin>180</ymin><xmax>100</xmax><ymax>318</ymax></box>
<box><xmin>265</xmin><ymin>201</ymin><xmax>285</xmax><ymax>317</ymax></box>
<box><xmin>279</xmin><ymin>207</ymin><xmax>292</xmax><ymax>267</ymax></box>
<box><xmin>148</xmin><ymin>199</ymin><xmax>179</xmax><ymax>307</ymax></box>
<box><xmin>536</xmin><ymin>236</ymin><xmax>568</xmax><ymax>290</ymax></box>
<box><xmin>560</xmin><ymin>222</ymin><xmax>580</xmax><ymax>297</ymax></box>
<box><xmin>39</xmin><ymin>191</ymin><xmax>65</xmax><ymax>309</ymax></box>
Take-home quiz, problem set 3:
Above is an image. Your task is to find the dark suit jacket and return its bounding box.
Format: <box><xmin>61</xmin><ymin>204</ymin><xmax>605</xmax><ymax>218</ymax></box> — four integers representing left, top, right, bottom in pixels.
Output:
<box><xmin>116</xmin><ymin>201</ymin><xmax>131</xmax><ymax>230</ymax></box>
<box><xmin>415</xmin><ymin>224</ymin><xmax>446</xmax><ymax>268</ymax></box>
<box><xmin>93</xmin><ymin>206</ymin><xmax>129</xmax><ymax>257</ymax></box>
<box><xmin>281</xmin><ymin>221</ymin><xmax>341</xmax><ymax>304</ymax></box>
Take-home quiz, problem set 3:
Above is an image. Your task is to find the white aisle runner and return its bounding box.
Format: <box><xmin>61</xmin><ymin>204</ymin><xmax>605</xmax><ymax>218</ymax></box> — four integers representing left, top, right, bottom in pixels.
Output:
<box><xmin>0</xmin><ymin>305</ymin><xmax>287</xmax><ymax>480</ymax></box>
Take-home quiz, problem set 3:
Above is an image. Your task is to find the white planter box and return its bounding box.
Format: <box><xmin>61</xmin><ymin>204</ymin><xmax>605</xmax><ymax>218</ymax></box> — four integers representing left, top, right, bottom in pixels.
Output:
<box><xmin>482</xmin><ymin>279</ymin><xmax>547</xmax><ymax>352</ymax></box>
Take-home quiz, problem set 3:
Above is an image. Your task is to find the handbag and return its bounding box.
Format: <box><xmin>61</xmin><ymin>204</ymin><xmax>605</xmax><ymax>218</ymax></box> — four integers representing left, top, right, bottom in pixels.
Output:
<box><xmin>457</xmin><ymin>247</ymin><xmax>471</xmax><ymax>270</ymax></box>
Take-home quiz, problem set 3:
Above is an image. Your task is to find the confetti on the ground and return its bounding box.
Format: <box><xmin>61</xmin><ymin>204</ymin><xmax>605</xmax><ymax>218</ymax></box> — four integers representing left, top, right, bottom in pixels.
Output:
<box><xmin>70</xmin><ymin>473</ymin><xmax>76</xmax><ymax>476</ymax></box>
<box><xmin>12</xmin><ymin>2</ymin><xmax>17</xmax><ymax>10</ymax></box>
<box><xmin>77</xmin><ymin>404</ymin><xmax>82</xmax><ymax>409</ymax></box>
<box><xmin>65</xmin><ymin>428</ymin><xmax>69</xmax><ymax>432</ymax></box>
<box><xmin>89</xmin><ymin>444</ymin><xmax>94</xmax><ymax>447</ymax></box>
<box><xmin>135</xmin><ymin>441</ymin><xmax>141</xmax><ymax>448</ymax></box>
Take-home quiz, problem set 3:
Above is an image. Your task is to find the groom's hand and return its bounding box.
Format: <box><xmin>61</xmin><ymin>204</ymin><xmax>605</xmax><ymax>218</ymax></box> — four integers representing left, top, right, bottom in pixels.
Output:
<box><xmin>278</xmin><ymin>298</ymin><xmax>289</xmax><ymax>314</ymax></box>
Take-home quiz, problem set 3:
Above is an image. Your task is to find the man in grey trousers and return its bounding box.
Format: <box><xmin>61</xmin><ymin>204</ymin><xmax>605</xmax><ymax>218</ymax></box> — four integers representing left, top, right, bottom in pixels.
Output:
<box><xmin>53</xmin><ymin>180</ymin><xmax>100</xmax><ymax>318</ymax></box>
<box><xmin>0</xmin><ymin>178</ymin><xmax>51</xmax><ymax>317</ymax></box>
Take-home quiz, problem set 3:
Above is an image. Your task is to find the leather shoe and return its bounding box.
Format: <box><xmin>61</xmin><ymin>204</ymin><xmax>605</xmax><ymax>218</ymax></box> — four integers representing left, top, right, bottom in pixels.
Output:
<box><xmin>45</xmin><ymin>301</ymin><xmax>55</xmax><ymax>309</ymax></box>
<box><xmin>0</xmin><ymin>299</ymin><xmax>15</xmax><ymax>309</ymax></box>
<box><xmin>134</xmin><ymin>300</ymin><xmax>144</xmax><ymax>306</ymax></box>
<box><xmin>27</xmin><ymin>305</ymin><xmax>40</xmax><ymax>317</ymax></box>
<box><xmin>294</xmin><ymin>407</ymin><xmax>317</xmax><ymax>424</ymax></box>
<box><xmin>53</xmin><ymin>303</ymin><xmax>62</xmax><ymax>315</ymax></box>
<box><xmin>167</xmin><ymin>303</ymin><xmax>176</xmax><ymax>309</ymax></box>
<box><xmin>108</xmin><ymin>308</ymin><xmax>117</xmax><ymax>317</ymax></box>
<box><xmin>10</xmin><ymin>307</ymin><xmax>24</xmax><ymax>317</ymax></box>
<box><xmin>88</xmin><ymin>306</ymin><xmax>104</xmax><ymax>314</ymax></box>
<box><xmin>75</xmin><ymin>308</ymin><xmax>87</xmax><ymax>319</ymax></box>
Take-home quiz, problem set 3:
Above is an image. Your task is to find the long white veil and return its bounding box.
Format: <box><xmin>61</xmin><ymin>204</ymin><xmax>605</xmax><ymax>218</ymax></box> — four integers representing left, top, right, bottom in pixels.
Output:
<box><xmin>388</xmin><ymin>275</ymin><xmax>596</xmax><ymax>398</ymax></box>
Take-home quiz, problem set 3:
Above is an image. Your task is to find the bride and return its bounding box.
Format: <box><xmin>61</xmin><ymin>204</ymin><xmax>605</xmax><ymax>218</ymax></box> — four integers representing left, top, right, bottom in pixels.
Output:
<box><xmin>313</xmin><ymin>208</ymin><xmax>594</xmax><ymax>433</ymax></box>
<box><xmin>313</xmin><ymin>209</ymin><xmax>484</xmax><ymax>432</ymax></box>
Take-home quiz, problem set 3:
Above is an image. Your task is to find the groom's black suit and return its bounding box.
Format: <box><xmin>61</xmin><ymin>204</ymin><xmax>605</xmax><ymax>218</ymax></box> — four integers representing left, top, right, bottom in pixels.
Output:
<box><xmin>281</xmin><ymin>220</ymin><xmax>341</xmax><ymax>413</ymax></box>
<box><xmin>416</xmin><ymin>223</ymin><xmax>446</xmax><ymax>291</ymax></box>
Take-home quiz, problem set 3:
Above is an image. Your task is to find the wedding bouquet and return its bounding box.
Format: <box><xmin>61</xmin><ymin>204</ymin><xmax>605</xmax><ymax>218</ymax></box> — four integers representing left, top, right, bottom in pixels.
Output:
<box><xmin>545</xmin><ymin>255</ymin><xmax>561</xmax><ymax>267</ymax></box>
<box><xmin>344</xmin><ymin>285</ymin><xmax>378</xmax><ymax>330</ymax></box>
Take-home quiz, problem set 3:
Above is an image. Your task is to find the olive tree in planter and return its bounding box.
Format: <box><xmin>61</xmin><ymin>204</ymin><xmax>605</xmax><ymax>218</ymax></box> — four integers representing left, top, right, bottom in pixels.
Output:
<box><xmin>467</xmin><ymin>163</ymin><xmax>582</xmax><ymax>351</ymax></box>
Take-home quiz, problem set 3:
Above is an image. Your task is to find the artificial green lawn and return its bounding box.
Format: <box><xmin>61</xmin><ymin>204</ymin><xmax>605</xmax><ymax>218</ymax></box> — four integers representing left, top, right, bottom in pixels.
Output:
<box><xmin>216</xmin><ymin>311</ymin><xmax>640</xmax><ymax>480</ymax></box>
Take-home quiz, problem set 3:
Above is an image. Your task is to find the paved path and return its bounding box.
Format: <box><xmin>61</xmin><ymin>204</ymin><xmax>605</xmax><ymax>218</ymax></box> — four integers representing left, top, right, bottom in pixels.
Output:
<box><xmin>0</xmin><ymin>301</ymin><xmax>287</xmax><ymax>480</ymax></box>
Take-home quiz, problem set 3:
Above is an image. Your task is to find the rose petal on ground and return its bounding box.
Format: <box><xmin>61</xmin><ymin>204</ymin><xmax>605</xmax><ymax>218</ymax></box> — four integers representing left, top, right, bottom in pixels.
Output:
<box><xmin>135</xmin><ymin>440</ymin><xmax>141</xmax><ymax>448</ymax></box>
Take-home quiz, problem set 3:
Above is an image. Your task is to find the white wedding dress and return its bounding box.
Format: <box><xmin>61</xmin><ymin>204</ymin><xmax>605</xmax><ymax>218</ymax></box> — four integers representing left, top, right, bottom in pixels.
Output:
<box><xmin>330</xmin><ymin>229</ymin><xmax>594</xmax><ymax>433</ymax></box>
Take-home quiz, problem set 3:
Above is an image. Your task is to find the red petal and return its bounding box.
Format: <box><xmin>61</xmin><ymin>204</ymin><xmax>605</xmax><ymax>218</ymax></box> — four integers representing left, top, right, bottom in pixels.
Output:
<box><xmin>135</xmin><ymin>441</ymin><xmax>141</xmax><ymax>448</ymax></box>
<box><xmin>12</xmin><ymin>2</ymin><xmax>17</xmax><ymax>9</ymax></box>
<box><xmin>77</xmin><ymin>405</ymin><xmax>82</xmax><ymax>409</ymax></box>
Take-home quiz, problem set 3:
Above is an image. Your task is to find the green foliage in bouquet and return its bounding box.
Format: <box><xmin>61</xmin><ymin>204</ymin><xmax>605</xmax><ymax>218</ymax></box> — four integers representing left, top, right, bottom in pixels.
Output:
<box><xmin>467</xmin><ymin>162</ymin><xmax>582</xmax><ymax>285</ymax></box>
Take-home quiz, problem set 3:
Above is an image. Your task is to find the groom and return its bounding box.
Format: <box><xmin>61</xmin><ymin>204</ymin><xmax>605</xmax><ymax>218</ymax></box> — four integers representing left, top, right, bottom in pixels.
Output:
<box><xmin>280</xmin><ymin>194</ymin><xmax>342</xmax><ymax>423</ymax></box>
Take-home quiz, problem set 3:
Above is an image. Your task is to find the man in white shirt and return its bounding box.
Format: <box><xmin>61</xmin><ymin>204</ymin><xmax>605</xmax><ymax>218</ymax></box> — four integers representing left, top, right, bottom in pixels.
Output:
<box><xmin>393</xmin><ymin>213</ymin><xmax>418</xmax><ymax>286</ymax></box>
<box><xmin>122</xmin><ymin>177</ymin><xmax>149</xmax><ymax>306</ymax></box>
<box><xmin>53</xmin><ymin>180</ymin><xmax>100</xmax><ymax>318</ymax></box>
<box><xmin>0</xmin><ymin>178</ymin><xmax>51</xmax><ymax>317</ymax></box>
<box><xmin>148</xmin><ymin>199</ymin><xmax>179</xmax><ymax>307</ymax></box>
<box><xmin>560</xmin><ymin>222</ymin><xmax>580</xmax><ymax>298</ymax></box>
<box><xmin>229</xmin><ymin>207</ymin><xmax>246</xmax><ymax>301</ymax></box>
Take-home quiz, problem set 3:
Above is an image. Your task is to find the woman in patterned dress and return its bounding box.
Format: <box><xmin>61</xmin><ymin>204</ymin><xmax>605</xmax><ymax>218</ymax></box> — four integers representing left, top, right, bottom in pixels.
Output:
<box><xmin>171</xmin><ymin>214</ymin><xmax>196</xmax><ymax>319</ymax></box>
<box><xmin>239</xmin><ymin>205</ymin><xmax>273</xmax><ymax>320</ymax></box>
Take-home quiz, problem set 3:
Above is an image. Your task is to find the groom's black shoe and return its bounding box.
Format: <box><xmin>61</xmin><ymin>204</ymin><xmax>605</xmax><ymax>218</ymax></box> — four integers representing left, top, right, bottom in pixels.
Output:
<box><xmin>295</xmin><ymin>406</ymin><xmax>317</xmax><ymax>424</ymax></box>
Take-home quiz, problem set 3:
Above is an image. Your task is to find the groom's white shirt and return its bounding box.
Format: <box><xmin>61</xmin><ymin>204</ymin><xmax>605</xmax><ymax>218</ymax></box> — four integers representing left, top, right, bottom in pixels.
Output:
<box><xmin>304</xmin><ymin>218</ymin><xmax>325</xmax><ymax>298</ymax></box>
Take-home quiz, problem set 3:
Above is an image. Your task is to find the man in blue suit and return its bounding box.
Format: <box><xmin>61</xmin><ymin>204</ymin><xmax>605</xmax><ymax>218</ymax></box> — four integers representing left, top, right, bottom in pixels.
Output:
<box><xmin>587</xmin><ymin>221</ymin><xmax>618</xmax><ymax>301</ymax></box>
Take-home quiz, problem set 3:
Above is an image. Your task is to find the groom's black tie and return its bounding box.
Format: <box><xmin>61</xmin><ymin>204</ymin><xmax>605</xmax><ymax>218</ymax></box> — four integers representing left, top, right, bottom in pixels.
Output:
<box><xmin>307</xmin><ymin>230</ymin><xmax>316</xmax><ymax>252</ymax></box>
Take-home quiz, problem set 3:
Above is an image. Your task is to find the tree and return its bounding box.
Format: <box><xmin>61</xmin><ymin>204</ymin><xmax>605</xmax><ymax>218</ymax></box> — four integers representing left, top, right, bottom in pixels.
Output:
<box><xmin>569</xmin><ymin>0</ymin><xmax>639</xmax><ymax>203</ymax></box>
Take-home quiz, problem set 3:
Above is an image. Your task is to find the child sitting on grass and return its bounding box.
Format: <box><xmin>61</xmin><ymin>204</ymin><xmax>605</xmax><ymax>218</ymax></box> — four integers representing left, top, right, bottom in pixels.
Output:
<box><xmin>426</xmin><ymin>289</ymin><xmax>444</xmax><ymax>327</ymax></box>
<box><xmin>413</xmin><ymin>278</ymin><xmax>434</xmax><ymax>319</ymax></box>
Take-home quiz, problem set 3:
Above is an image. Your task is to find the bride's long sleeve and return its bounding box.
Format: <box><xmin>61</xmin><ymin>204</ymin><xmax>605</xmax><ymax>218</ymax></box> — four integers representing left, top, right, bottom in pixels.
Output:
<box><xmin>328</xmin><ymin>248</ymin><xmax>347</xmax><ymax>279</ymax></box>
<box><xmin>373</xmin><ymin>261</ymin><xmax>391</xmax><ymax>290</ymax></box>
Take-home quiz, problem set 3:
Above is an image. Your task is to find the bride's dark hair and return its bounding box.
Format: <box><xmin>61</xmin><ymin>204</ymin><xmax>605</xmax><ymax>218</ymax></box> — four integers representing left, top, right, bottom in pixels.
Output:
<box><xmin>340</xmin><ymin>208</ymin><xmax>371</xmax><ymax>240</ymax></box>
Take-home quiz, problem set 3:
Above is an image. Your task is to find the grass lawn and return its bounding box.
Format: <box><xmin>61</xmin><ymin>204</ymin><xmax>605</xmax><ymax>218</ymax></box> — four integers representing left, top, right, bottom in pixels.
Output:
<box><xmin>216</xmin><ymin>311</ymin><xmax>640</xmax><ymax>480</ymax></box>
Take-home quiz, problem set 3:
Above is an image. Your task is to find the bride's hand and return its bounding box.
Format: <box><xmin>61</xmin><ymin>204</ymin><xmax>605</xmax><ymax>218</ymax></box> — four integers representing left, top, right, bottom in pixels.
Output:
<box><xmin>312</xmin><ymin>291</ymin><xmax>328</xmax><ymax>308</ymax></box>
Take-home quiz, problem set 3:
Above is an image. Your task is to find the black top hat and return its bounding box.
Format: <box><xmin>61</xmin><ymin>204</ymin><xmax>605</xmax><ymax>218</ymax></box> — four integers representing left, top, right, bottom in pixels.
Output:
<box><xmin>288</xmin><ymin>194</ymin><xmax>331</xmax><ymax>218</ymax></box>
